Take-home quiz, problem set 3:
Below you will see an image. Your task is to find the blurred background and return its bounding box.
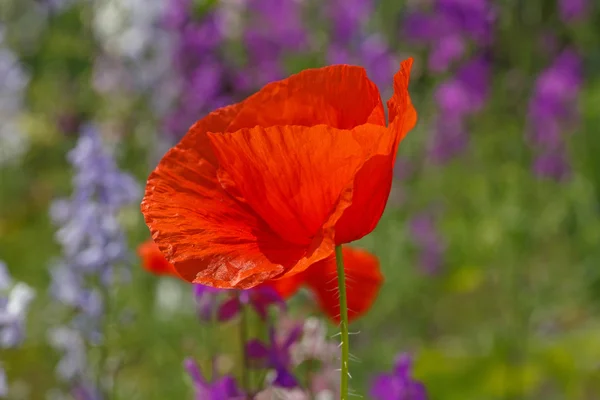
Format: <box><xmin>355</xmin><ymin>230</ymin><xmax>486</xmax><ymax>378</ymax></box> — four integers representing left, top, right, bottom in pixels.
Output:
<box><xmin>2</xmin><ymin>0</ymin><xmax>600</xmax><ymax>398</ymax></box>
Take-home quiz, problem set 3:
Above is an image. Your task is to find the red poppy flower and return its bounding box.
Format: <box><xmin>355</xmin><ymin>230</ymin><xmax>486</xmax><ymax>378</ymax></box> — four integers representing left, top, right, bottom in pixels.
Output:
<box><xmin>266</xmin><ymin>246</ymin><xmax>383</xmax><ymax>323</ymax></box>
<box><xmin>142</xmin><ymin>59</ymin><xmax>416</xmax><ymax>289</ymax></box>
<box><xmin>137</xmin><ymin>239</ymin><xmax>178</xmax><ymax>276</ymax></box>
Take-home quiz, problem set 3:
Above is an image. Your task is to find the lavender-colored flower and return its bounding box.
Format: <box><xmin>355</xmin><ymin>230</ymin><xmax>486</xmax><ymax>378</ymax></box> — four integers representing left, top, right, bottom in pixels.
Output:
<box><xmin>0</xmin><ymin>29</ymin><xmax>30</xmax><ymax>166</ymax></box>
<box><xmin>0</xmin><ymin>261</ymin><xmax>35</xmax><ymax>398</ymax></box>
<box><xmin>289</xmin><ymin>317</ymin><xmax>340</xmax><ymax>398</ymax></box>
<box><xmin>48</xmin><ymin>125</ymin><xmax>140</xmax><ymax>395</ymax></box>
<box><xmin>0</xmin><ymin>262</ymin><xmax>36</xmax><ymax>348</ymax></box>
<box><xmin>370</xmin><ymin>353</ymin><xmax>428</xmax><ymax>400</ymax></box>
<box><xmin>409</xmin><ymin>213</ymin><xmax>445</xmax><ymax>274</ymax></box>
<box><xmin>246</xmin><ymin>325</ymin><xmax>303</xmax><ymax>389</ymax></box>
<box><xmin>290</xmin><ymin>317</ymin><xmax>337</xmax><ymax>366</ymax></box>
<box><xmin>48</xmin><ymin>327</ymin><xmax>88</xmax><ymax>382</ymax></box>
<box><xmin>184</xmin><ymin>358</ymin><xmax>244</xmax><ymax>400</ymax></box>
<box><xmin>218</xmin><ymin>286</ymin><xmax>285</xmax><ymax>322</ymax></box>
<box><xmin>0</xmin><ymin>367</ymin><xmax>6</xmax><ymax>397</ymax></box>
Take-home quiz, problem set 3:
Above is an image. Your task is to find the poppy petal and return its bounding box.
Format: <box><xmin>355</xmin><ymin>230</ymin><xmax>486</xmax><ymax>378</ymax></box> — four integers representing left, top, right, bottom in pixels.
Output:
<box><xmin>334</xmin><ymin>59</ymin><xmax>417</xmax><ymax>244</ymax></box>
<box><xmin>263</xmin><ymin>271</ymin><xmax>306</xmax><ymax>299</ymax></box>
<box><xmin>387</xmin><ymin>58</ymin><xmax>418</xmax><ymax>162</ymax></box>
<box><xmin>207</xmin><ymin>125</ymin><xmax>365</xmax><ymax>247</ymax></box>
<box><xmin>305</xmin><ymin>247</ymin><xmax>383</xmax><ymax>323</ymax></box>
<box><xmin>227</xmin><ymin>65</ymin><xmax>386</xmax><ymax>132</ymax></box>
<box><xmin>143</xmin><ymin>111</ymin><xmax>328</xmax><ymax>288</ymax></box>
<box><xmin>137</xmin><ymin>240</ymin><xmax>176</xmax><ymax>276</ymax></box>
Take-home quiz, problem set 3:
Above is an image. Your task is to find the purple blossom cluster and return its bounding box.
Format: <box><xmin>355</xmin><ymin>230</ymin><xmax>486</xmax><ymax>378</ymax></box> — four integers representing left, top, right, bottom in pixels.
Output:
<box><xmin>48</xmin><ymin>125</ymin><xmax>140</xmax><ymax>395</ymax></box>
<box><xmin>326</xmin><ymin>0</ymin><xmax>398</xmax><ymax>91</ymax></box>
<box><xmin>410</xmin><ymin>213</ymin><xmax>445</xmax><ymax>275</ymax></box>
<box><xmin>370</xmin><ymin>353</ymin><xmax>428</xmax><ymax>400</ymax></box>
<box><xmin>558</xmin><ymin>0</ymin><xmax>588</xmax><ymax>22</ymax></box>
<box><xmin>0</xmin><ymin>261</ymin><xmax>35</xmax><ymax>397</ymax></box>
<box><xmin>157</xmin><ymin>0</ymin><xmax>404</xmax><ymax>143</ymax></box>
<box><xmin>241</xmin><ymin>0</ymin><xmax>309</xmax><ymax>87</ymax></box>
<box><xmin>527</xmin><ymin>49</ymin><xmax>582</xmax><ymax>181</ymax></box>
<box><xmin>0</xmin><ymin>25</ymin><xmax>30</xmax><ymax>166</ymax></box>
<box><xmin>404</xmin><ymin>0</ymin><xmax>494</xmax><ymax>163</ymax></box>
<box><xmin>161</xmin><ymin>0</ymin><xmax>238</xmax><ymax>139</ymax></box>
<box><xmin>185</xmin><ymin>283</ymin><xmax>350</xmax><ymax>399</ymax></box>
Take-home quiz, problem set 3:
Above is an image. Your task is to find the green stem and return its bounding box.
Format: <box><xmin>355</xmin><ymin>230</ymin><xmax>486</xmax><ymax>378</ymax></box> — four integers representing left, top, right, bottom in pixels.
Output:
<box><xmin>335</xmin><ymin>245</ymin><xmax>349</xmax><ymax>400</ymax></box>
<box><xmin>239</xmin><ymin>299</ymin><xmax>251</xmax><ymax>398</ymax></box>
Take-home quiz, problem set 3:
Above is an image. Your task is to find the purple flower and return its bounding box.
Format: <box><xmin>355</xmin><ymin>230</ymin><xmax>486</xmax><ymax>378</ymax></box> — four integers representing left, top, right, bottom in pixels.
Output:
<box><xmin>47</xmin><ymin>327</ymin><xmax>87</xmax><ymax>382</ymax></box>
<box><xmin>558</xmin><ymin>0</ymin><xmax>587</xmax><ymax>22</ymax></box>
<box><xmin>184</xmin><ymin>358</ymin><xmax>244</xmax><ymax>400</ymax></box>
<box><xmin>533</xmin><ymin>150</ymin><xmax>571</xmax><ymax>181</ymax></box>
<box><xmin>193</xmin><ymin>284</ymin><xmax>223</xmax><ymax>320</ymax></box>
<box><xmin>529</xmin><ymin>50</ymin><xmax>582</xmax><ymax>126</ymax></box>
<box><xmin>0</xmin><ymin>262</ymin><xmax>35</xmax><ymax>349</ymax></box>
<box><xmin>71</xmin><ymin>382</ymin><xmax>102</xmax><ymax>400</ymax></box>
<box><xmin>0</xmin><ymin>36</ymin><xmax>30</xmax><ymax>166</ymax></box>
<box><xmin>246</xmin><ymin>326</ymin><xmax>303</xmax><ymax>388</ymax></box>
<box><xmin>409</xmin><ymin>213</ymin><xmax>445</xmax><ymax>274</ymax></box>
<box><xmin>527</xmin><ymin>49</ymin><xmax>582</xmax><ymax>181</ymax></box>
<box><xmin>245</xmin><ymin>0</ymin><xmax>308</xmax><ymax>50</ymax></box>
<box><xmin>0</xmin><ymin>367</ymin><xmax>6</xmax><ymax>397</ymax></box>
<box><xmin>0</xmin><ymin>261</ymin><xmax>35</xmax><ymax>398</ymax></box>
<box><xmin>160</xmin><ymin>2</ymin><xmax>237</xmax><ymax>139</ymax></box>
<box><xmin>48</xmin><ymin>125</ymin><xmax>140</xmax><ymax>394</ymax></box>
<box><xmin>370</xmin><ymin>353</ymin><xmax>428</xmax><ymax>400</ymax></box>
<box><xmin>428</xmin><ymin>35</ymin><xmax>465</xmax><ymax>72</ymax></box>
<box><xmin>326</xmin><ymin>0</ymin><xmax>372</xmax><ymax>43</ymax></box>
<box><xmin>218</xmin><ymin>286</ymin><xmax>285</xmax><ymax>322</ymax></box>
<box><xmin>430</xmin><ymin>56</ymin><xmax>490</xmax><ymax>162</ymax></box>
<box><xmin>404</xmin><ymin>0</ymin><xmax>494</xmax><ymax>44</ymax></box>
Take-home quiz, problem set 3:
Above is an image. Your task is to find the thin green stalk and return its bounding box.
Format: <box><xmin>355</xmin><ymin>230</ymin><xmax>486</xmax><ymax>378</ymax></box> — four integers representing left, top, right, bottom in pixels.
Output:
<box><xmin>98</xmin><ymin>283</ymin><xmax>111</xmax><ymax>399</ymax></box>
<box><xmin>239</xmin><ymin>299</ymin><xmax>251</xmax><ymax>398</ymax></box>
<box><xmin>335</xmin><ymin>245</ymin><xmax>349</xmax><ymax>400</ymax></box>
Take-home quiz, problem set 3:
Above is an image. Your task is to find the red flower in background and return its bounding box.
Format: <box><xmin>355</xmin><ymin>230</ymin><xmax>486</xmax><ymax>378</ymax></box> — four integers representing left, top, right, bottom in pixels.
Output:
<box><xmin>141</xmin><ymin>59</ymin><xmax>416</xmax><ymax>289</ymax></box>
<box><xmin>138</xmin><ymin>239</ymin><xmax>382</xmax><ymax>323</ymax></box>
<box><xmin>137</xmin><ymin>239</ymin><xmax>178</xmax><ymax>276</ymax></box>
<box><xmin>266</xmin><ymin>246</ymin><xmax>383</xmax><ymax>323</ymax></box>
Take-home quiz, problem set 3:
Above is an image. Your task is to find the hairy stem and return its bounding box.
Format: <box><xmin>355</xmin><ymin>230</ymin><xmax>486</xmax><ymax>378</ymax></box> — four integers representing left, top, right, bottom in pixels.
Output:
<box><xmin>335</xmin><ymin>245</ymin><xmax>349</xmax><ymax>400</ymax></box>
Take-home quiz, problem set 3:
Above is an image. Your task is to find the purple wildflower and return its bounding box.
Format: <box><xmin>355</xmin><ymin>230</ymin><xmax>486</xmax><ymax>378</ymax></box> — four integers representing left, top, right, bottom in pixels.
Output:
<box><xmin>326</xmin><ymin>0</ymin><xmax>373</xmax><ymax>43</ymax></box>
<box><xmin>161</xmin><ymin>0</ymin><xmax>236</xmax><ymax>139</ymax></box>
<box><xmin>218</xmin><ymin>286</ymin><xmax>285</xmax><ymax>322</ymax></box>
<box><xmin>429</xmin><ymin>56</ymin><xmax>490</xmax><ymax>163</ymax></box>
<box><xmin>241</xmin><ymin>0</ymin><xmax>309</xmax><ymax>87</ymax></box>
<box><xmin>0</xmin><ymin>31</ymin><xmax>30</xmax><ymax>166</ymax></box>
<box><xmin>193</xmin><ymin>284</ymin><xmax>224</xmax><ymax>321</ymax></box>
<box><xmin>558</xmin><ymin>0</ymin><xmax>587</xmax><ymax>22</ymax></box>
<box><xmin>0</xmin><ymin>261</ymin><xmax>35</xmax><ymax>397</ymax></box>
<box><xmin>528</xmin><ymin>49</ymin><xmax>582</xmax><ymax>181</ymax></box>
<box><xmin>246</xmin><ymin>325</ymin><xmax>303</xmax><ymax>389</ymax></box>
<box><xmin>48</xmin><ymin>125</ymin><xmax>140</xmax><ymax>393</ymax></box>
<box><xmin>410</xmin><ymin>213</ymin><xmax>445</xmax><ymax>275</ymax></box>
<box><xmin>324</xmin><ymin>3</ymin><xmax>397</xmax><ymax>92</ymax></box>
<box><xmin>370</xmin><ymin>353</ymin><xmax>428</xmax><ymax>400</ymax></box>
<box><xmin>184</xmin><ymin>358</ymin><xmax>244</xmax><ymax>400</ymax></box>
